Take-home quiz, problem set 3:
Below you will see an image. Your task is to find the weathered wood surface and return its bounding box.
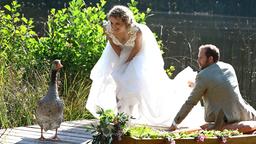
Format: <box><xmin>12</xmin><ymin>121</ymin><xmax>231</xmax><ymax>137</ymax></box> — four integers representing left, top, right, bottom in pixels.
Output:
<box><xmin>0</xmin><ymin>119</ymin><xmax>96</xmax><ymax>144</ymax></box>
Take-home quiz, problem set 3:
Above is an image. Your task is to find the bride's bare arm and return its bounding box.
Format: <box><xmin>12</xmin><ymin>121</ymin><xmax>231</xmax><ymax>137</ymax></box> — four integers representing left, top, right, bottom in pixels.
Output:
<box><xmin>108</xmin><ymin>36</ymin><xmax>121</xmax><ymax>56</ymax></box>
<box><xmin>126</xmin><ymin>31</ymin><xmax>142</xmax><ymax>62</ymax></box>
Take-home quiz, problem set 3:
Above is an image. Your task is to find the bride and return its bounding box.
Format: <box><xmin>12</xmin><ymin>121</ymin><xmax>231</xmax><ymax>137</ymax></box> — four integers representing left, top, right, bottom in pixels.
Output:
<box><xmin>86</xmin><ymin>5</ymin><xmax>205</xmax><ymax>127</ymax></box>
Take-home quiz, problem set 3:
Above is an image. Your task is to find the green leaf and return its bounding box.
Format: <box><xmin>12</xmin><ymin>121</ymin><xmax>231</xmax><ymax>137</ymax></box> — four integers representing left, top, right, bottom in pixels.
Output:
<box><xmin>4</xmin><ymin>5</ymin><xmax>11</xmax><ymax>11</ymax></box>
<box><xmin>14</xmin><ymin>17</ymin><xmax>20</xmax><ymax>23</ymax></box>
<box><xmin>21</xmin><ymin>17</ymin><xmax>28</xmax><ymax>24</ymax></box>
<box><xmin>20</xmin><ymin>25</ymin><xmax>27</xmax><ymax>33</ymax></box>
<box><xmin>5</xmin><ymin>14</ymin><xmax>12</xmax><ymax>20</ymax></box>
<box><xmin>50</xmin><ymin>9</ymin><xmax>56</xmax><ymax>15</ymax></box>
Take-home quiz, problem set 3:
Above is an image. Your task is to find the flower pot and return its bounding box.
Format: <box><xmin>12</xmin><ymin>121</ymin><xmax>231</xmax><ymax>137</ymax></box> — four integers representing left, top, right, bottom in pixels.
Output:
<box><xmin>113</xmin><ymin>134</ymin><xmax>256</xmax><ymax>144</ymax></box>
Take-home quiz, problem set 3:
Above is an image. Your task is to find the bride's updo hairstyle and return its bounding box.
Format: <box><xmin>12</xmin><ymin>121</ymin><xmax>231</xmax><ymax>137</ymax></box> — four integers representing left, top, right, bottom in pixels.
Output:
<box><xmin>107</xmin><ymin>5</ymin><xmax>135</xmax><ymax>27</ymax></box>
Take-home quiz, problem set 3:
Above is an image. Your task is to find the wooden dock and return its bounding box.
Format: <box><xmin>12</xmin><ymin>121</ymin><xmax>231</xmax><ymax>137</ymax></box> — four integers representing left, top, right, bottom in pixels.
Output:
<box><xmin>0</xmin><ymin>119</ymin><xmax>96</xmax><ymax>144</ymax></box>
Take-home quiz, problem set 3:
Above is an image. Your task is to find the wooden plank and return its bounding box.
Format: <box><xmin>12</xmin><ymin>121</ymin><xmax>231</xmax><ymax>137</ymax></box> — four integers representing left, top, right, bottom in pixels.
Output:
<box><xmin>1</xmin><ymin>135</ymin><xmax>92</xmax><ymax>144</ymax></box>
<box><xmin>0</xmin><ymin>131</ymin><xmax>91</xmax><ymax>143</ymax></box>
<box><xmin>0</xmin><ymin>119</ymin><xmax>95</xmax><ymax>144</ymax></box>
<box><xmin>24</xmin><ymin>125</ymin><xmax>92</xmax><ymax>137</ymax></box>
<box><xmin>2</xmin><ymin>128</ymin><xmax>89</xmax><ymax>140</ymax></box>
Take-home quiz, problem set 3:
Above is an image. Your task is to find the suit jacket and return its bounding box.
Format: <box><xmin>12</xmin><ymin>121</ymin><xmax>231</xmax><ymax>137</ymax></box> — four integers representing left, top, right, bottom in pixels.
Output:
<box><xmin>174</xmin><ymin>61</ymin><xmax>256</xmax><ymax>127</ymax></box>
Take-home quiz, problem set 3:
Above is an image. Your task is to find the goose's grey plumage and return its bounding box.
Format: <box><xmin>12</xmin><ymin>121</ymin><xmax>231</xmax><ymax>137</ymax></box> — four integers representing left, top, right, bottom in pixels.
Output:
<box><xmin>35</xmin><ymin>59</ymin><xmax>64</xmax><ymax>140</ymax></box>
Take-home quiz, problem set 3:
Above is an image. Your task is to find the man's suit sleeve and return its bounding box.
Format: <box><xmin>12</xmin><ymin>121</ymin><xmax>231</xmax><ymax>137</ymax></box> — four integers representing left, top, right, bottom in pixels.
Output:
<box><xmin>174</xmin><ymin>73</ymin><xmax>207</xmax><ymax>124</ymax></box>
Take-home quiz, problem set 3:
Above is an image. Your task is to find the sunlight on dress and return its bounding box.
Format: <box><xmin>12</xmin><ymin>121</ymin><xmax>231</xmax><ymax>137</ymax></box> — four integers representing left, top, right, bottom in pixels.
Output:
<box><xmin>86</xmin><ymin>23</ymin><xmax>205</xmax><ymax>128</ymax></box>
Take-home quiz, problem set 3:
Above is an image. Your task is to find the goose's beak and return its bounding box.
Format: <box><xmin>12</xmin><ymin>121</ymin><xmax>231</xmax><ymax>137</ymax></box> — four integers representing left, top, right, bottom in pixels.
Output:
<box><xmin>57</xmin><ymin>63</ymin><xmax>63</xmax><ymax>69</ymax></box>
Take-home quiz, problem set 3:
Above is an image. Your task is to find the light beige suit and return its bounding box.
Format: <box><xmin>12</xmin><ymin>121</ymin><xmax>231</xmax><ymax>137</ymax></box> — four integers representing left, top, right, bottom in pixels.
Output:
<box><xmin>174</xmin><ymin>61</ymin><xmax>256</xmax><ymax>128</ymax></box>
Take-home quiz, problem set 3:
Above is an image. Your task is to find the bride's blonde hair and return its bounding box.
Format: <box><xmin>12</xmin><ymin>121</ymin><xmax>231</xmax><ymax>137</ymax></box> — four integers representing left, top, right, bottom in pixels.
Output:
<box><xmin>107</xmin><ymin>5</ymin><xmax>135</xmax><ymax>27</ymax></box>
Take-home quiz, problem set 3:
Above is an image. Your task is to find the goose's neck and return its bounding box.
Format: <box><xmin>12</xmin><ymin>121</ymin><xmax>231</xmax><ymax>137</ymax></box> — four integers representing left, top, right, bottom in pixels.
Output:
<box><xmin>47</xmin><ymin>70</ymin><xmax>59</xmax><ymax>99</ymax></box>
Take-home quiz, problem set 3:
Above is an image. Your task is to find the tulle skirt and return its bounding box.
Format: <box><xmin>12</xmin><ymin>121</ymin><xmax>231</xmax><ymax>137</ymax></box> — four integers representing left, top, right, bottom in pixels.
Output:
<box><xmin>86</xmin><ymin>24</ymin><xmax>205</xmax><ymax>127</ymax></box>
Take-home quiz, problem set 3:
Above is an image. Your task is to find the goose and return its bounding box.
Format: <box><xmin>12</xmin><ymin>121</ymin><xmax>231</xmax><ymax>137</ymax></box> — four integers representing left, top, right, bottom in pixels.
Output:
<box><xmin>35</xmin><ymin>59</ymin><xmax>64</xmax><ymax>140</ymax></box>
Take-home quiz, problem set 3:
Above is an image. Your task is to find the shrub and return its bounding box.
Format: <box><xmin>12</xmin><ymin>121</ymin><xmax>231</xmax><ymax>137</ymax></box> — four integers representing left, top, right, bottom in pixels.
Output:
<box><xmin>0</xmin><ymin>1</ymin><xmax>39</xmax><ymax>70</ymax></box>
<box><xmin>0</xmin><ymin>1</ymin><xmax>41</xmax><ymax>128</ymax></box>
<box><xmin>38</xmin><ymin>0</ymin><xmax>107</xmax><ymax>78</ymax></box>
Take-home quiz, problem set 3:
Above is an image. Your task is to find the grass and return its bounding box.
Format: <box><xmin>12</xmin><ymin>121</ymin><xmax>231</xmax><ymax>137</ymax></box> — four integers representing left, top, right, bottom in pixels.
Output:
<box><xmin>62</xmin><ymin>72</ymin><xmax>94</xmax><ymax>120</ymax></box>
<box><xmin>0</xmin><ymin>62</ymin><xmax>94</xmax><ymax>129</ymax></box>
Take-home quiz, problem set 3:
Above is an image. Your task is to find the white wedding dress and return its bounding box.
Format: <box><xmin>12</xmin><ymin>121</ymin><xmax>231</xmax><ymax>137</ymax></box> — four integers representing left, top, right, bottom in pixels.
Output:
<box><xmin>86</xmin><ymin>23</ymin><xmax>205</xmax><ymax>127</ymax></box>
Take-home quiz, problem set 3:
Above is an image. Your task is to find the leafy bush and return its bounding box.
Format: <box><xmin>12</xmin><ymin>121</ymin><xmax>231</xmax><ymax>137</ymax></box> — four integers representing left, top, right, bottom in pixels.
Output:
<box><xmin>38</xmin><ymin>0</ymin><xmax>107</xmax><ymax>78</ymax></box>
<box><xmin>0</xmin><ymin>1</ymin><xmax>42</xmax><ymax>128</ymax></box>
<box><xmin>0</xmin><ymin>1</ymin><xmax>38</xmax><ymax>69</ymax></box>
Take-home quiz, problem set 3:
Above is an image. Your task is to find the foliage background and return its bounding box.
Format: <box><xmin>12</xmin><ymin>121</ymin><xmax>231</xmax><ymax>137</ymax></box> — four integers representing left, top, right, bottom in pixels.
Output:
<box><xmin>0</xmin><ymin>0</ymin><xmax>154</xmax><ymax>128</ymax></box>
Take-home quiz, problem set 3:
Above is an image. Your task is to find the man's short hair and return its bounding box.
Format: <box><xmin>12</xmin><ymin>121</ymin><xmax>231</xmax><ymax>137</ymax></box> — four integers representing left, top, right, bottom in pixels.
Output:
<box><xmin>199</xmin><ymin>44</ymin><xmax>220</xmax><ymax>62</ymax></box>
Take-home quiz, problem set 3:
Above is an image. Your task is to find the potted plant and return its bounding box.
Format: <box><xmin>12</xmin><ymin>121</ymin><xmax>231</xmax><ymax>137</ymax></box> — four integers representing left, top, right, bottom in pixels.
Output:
<box><xmin>86</xmin><ymin>108</ymin><xmax>129</xmax><ymax>144</ymax></box>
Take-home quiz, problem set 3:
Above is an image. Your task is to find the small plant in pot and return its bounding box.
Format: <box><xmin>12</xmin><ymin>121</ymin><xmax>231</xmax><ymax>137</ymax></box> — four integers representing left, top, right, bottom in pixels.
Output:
<box><xmin>87</xmin><ymin>108</ymin><xmax>129</xmax><ymax>144</ymax></box>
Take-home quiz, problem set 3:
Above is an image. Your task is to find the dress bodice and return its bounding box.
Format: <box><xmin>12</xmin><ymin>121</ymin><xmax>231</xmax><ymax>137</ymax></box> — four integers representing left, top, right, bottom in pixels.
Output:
<box><xmin>105</xmin><ymin>22</ymin><xmax>139</xmax><ymax>48</ymax></box>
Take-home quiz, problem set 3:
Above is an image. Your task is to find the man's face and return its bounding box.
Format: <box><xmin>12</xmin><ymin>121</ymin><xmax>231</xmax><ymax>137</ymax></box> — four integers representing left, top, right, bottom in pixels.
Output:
<box><xmin>197</xmin><ymin>49</ymin><xmax>212</xmax><ymax>70</ymax></box>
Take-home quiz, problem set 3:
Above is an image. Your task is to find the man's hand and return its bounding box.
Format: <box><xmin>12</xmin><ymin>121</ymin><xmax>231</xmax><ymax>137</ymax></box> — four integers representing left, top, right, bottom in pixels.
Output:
<box><xmin>188</xmin><ymin>80</ymin><xmax>195</xmax><ymax>88</ymax></box>
<box><xmin>169</xmin><ymin>124</ymin><xmax>177</xmax><ymax>131</ymax></box>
